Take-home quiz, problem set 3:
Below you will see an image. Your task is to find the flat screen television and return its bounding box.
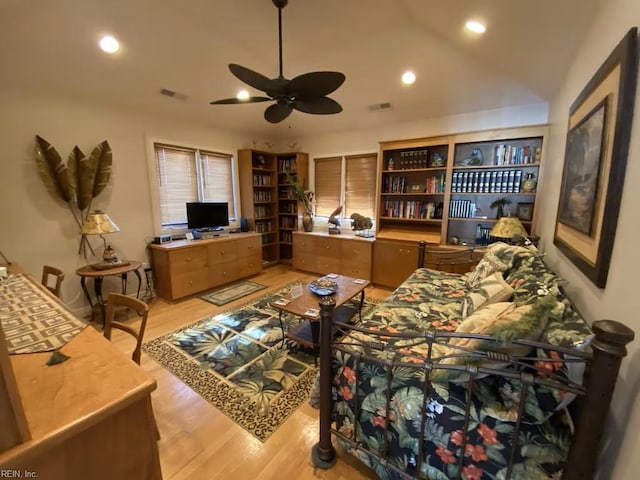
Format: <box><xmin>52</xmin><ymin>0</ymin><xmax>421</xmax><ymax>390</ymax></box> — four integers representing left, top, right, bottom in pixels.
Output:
<box><xmin>186</xmin><ymin>202</ymin><xmax>229</xmax><ymax>230</ymax></box>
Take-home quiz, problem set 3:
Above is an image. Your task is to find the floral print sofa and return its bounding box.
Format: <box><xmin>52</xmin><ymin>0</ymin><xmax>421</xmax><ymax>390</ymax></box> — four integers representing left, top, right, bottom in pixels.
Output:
<box><xmin>312</xmin><ymin>242</ymin><xmax>595</xmax><ymax>479</ymax></box>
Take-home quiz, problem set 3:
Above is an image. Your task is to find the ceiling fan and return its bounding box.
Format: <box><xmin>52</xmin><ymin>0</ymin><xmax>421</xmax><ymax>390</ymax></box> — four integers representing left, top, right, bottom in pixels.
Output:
<box><xmin>210</xmin><ymin>0</ymin><xmax>345</xmax><ymax>124</ymax></box>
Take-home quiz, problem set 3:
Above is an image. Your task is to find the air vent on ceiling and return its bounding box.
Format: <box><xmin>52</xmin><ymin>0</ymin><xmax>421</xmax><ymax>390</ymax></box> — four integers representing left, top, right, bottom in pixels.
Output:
<box><xmin>368</xmin><ymin>102</ymin><xmax>391</xmax><ymax>111</ymax></box>
<box><xmin>160</xmin><ymin>89</ymin><xmax>188</xmax><ymax>101</ymax></box>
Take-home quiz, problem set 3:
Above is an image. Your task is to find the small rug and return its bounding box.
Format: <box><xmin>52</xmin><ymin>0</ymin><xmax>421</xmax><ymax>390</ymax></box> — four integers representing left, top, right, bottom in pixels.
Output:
<box><xmin>199</xmin><ymin>280</ymin><xmax>267</xmax><ymax>306</ymax></box>
<box><xmin>0</xmin><ymin>273</ymin><xmax>87</xmax><ymax>354</ymax></box>
<box><xmin>143</xmin><ymin>282</ymin><xmax>379</xmax><ymax>441</ymax></box>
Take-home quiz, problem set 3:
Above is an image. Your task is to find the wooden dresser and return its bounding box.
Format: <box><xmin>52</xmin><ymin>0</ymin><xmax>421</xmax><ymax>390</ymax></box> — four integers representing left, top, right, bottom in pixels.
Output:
<box><xmin>150</xmin><ymin>233</ymin><xmax>262</xmax><ymax>301</ymax></box>
<box><xmin>292</xmin><ymin>232</ymin><xmax>374</xmax><ymax>280</ymax></box>
<box><xmin>0</xmin><ymin>273</ymin><xmax>162</xmax><ymax>479</ymax></box>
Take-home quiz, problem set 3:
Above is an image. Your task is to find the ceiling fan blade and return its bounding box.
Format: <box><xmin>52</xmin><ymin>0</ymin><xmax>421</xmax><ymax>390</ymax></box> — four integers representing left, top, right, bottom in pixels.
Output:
<box><xmin>264</xmin><ymin>102</ymin><xmax>293</xmax><ymax>123</ymax></box>
<box><xmin>294</xmin><ymin>97</ymin><xmax>343</xmax><ymax>115</ymax></box>
<box><xmin>228</xmin><ymin>64</ymin><xmax>275</xmax><ymax>93</ymax></box>
<box><xmin>210</xmin><ymin>96</ymin><xmax>271</xmax><ymax>105</ymax></box>
<box><xmin>289</xmin><ymin>72</ymin><xmax>346</xmax><ymax>97</ymax></box>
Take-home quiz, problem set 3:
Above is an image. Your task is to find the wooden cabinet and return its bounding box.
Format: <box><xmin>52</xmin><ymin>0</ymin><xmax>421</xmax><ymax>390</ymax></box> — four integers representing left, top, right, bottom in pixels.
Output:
<box><xmin>150</xmin><ymin>233</ymin><xmax>262</xmax><ymax>301</ymax></box>
<box><xmin>238</xmin><ymin>149</ymin><xmax>308</xmax><ymax>266</ymax></box>
<box><xmin>376</xmin><ymin>125</ymin><xmax>548</xmax><ymax>246</ymax></box>
<box><xmin>372</xmin><ymin>239</ymin><xmax>420</xmax><ymax>288</ymax></box>
<box><xmin>293</xmin><ymin>232</ymin><xmax>373</xmax><ymax>280</ymax></box>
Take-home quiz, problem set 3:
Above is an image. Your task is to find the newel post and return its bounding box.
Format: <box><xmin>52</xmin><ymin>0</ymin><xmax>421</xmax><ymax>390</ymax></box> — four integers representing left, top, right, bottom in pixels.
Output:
<box><xmin>562</xmin><ymin>319</ymin><xmax>634</xmax><ymax>480</ymax></box>
<box><xmin>312</xmin><ymin>295</ymin><xmax>337</xmax><ymax>469</ymax></box>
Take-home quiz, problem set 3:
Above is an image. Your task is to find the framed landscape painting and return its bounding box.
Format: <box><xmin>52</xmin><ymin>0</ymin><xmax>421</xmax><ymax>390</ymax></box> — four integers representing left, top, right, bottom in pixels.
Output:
<box><xmin>554</xmin><ymin>27</ymin><xmax>638</xmax><ymax>288</ymax></box>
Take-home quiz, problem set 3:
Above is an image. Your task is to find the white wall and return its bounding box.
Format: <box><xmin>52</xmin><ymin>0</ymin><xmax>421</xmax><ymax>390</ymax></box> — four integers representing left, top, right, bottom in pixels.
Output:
<box><xmin>533</xmin><ymin>1</ymin><xmax>640</xmax><ymax>477</ymax></box>
<box><xmin>0</xmin><ymin>88</ymin><xmax>252</xmax><ymax>315</ymax></box>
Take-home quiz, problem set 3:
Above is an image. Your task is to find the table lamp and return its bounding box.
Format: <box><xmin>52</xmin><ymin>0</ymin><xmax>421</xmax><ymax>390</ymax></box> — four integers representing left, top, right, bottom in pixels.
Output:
<box><xmin>489</xmin><ymin>216</ymin><xmax>528</xmax><ymax>243</ymax></box>
<box><xmin>82</xmin><ymin>210</ymin><xmax>122</xmax><ymax>268</ymax></box>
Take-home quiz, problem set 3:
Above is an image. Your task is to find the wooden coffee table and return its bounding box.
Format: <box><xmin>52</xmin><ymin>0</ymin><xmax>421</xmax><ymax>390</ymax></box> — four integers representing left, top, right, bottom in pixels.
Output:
<box><xmin>270</xmin><ymin>274</ymin><xmax>370</xmax><ymax>354</ymax></box>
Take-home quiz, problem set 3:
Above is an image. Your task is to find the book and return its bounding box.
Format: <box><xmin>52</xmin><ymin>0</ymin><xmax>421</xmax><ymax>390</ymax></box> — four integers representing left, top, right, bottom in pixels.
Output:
<box><xmin>273</xmin><ymin>298</ymin><xmax>290</xmax><ymax>306</ymax></box>
<box><xmin>304</xmin><ymin>308</ymin><xmax>320</xmax><ymax>317</ymax></box>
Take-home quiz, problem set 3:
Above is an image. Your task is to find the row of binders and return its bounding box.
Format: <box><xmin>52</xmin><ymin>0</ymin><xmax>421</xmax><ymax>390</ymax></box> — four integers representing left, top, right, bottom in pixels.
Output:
<box><xmin>452</xmin><ymin>170</ymin><xmax>524</xmax><ymax>194</ymax></box>
<box><xmin>253</xmin><ymin>174</ymin><xmax>272</xmax><ymax>186</ymax></box>
<box><xmin>278</xmin><ymin>158</ymin><xmax>298</xmax><ymax>173</ymax></box>
<box><xmin>449</xmin><ymin>200</ymin><xmax>477</xmax><ymax>219</ymax></box>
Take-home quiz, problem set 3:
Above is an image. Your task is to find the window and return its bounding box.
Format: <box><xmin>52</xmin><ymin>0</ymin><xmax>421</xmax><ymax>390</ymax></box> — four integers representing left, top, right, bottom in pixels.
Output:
<box><xmin>314</xmin><ymin>153</ymin><xmax>377</xmax><ymax>220</ymax></box>
<box><xmin>153</xmin><ymin>143</ymin><xmax>236</xmax><ymax>229</ymax></box>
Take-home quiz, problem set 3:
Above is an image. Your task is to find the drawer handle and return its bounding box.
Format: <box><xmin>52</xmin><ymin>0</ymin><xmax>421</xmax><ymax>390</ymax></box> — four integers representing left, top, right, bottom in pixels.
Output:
<box><xmin>189</xmin><ymin>280</ymin><xmax>193</xmax><ymax>285</ymax></box>
<box><xmin>186</xmin><ymin>257</ymin><xmax>192</xmax><ymax>261</ymax></box>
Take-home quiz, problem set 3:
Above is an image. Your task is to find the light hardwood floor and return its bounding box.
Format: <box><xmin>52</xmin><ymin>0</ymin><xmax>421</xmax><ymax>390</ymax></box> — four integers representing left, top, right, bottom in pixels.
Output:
<box><xmin>108</xmin><ymin>265</ymin><xmax>392</xmax><ymax>480</ymax></box>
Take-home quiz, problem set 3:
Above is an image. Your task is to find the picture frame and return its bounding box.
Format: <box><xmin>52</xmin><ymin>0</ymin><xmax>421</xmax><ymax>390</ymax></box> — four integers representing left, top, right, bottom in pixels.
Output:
<box><xmin>554</xmin><ymin>28</ymin><xmax>638</xmax><ymax>288</ymax></box>
<box><xmin>517</xmin><ymin>202</ymin><xmax>533</xmax><ymax>221</ymax></box>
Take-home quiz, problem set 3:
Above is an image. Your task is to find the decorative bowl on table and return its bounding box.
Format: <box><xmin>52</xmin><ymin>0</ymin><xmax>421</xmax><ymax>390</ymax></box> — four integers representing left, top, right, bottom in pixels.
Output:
<box><xmin>308</xmin><ymin>278</ymin><xmax>338</xmax><ymax>296</ymax></box>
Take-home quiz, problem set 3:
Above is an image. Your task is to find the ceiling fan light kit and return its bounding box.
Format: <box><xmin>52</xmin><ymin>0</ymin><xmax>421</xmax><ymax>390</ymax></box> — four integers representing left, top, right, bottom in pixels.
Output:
<box><xmin>210</xmin><ymin>0</ymin><xmax>345</xmax><ymax>123</ymax></box>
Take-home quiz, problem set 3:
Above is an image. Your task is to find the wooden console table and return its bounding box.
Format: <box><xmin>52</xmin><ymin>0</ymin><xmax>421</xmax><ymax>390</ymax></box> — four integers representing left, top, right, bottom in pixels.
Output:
<box><xmin>0</xmin><ymin>273</ymin><xmax>162</xmax><ymax>479</ymax></box>
<box><xmin>150</xmin><ymin>233</ymin><xmax>262</xmax><ymax>301</ymax></box>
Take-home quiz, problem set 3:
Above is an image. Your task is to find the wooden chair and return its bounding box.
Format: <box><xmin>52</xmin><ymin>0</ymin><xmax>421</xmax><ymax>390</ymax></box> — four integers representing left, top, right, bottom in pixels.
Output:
<box><xmin>104</xmin><ymin>293</ymin><xmax>149</xmax><ymax>365</ymax></box>
<box><xmin>41</xmin><ymin>265</ymin><xmax>64</xmax><ymax>298</ymax></box>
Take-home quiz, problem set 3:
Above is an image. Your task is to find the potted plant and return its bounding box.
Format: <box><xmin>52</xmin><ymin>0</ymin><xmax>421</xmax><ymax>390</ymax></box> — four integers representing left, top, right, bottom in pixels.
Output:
<box><xmin>490</xmin><ymin>197</ymin><xmax>512</xmax><ymax>218</ymax></box>
<box><xmin>285</xmin><ymin>172</ymin><xmax>314</xmax><ymax>231</ymax></box>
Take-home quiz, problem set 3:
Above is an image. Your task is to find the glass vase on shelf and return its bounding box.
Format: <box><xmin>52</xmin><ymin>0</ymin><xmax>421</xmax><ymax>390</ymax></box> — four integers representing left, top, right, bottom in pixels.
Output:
<box><xmin>521</xmin><ymin>172</ymin><xmax>537</xmax><ymax>193</ymax></box>
<box><xmin>302</xmin><ymin>211</ymin><xmax>314</xmax><ymax>232</ymax></box>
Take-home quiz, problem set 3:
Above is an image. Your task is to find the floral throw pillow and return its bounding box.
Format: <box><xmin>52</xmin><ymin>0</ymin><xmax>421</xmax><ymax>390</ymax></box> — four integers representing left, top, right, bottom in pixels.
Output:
<box><xmin>466</xmin><ymin>242</ymin><xmax>534</xmax><ymax>289</ymax></box>
<box><xmin>461</xmin><ymin>272</ymin><xmax>514</xmax><ymax>318</ymax></box>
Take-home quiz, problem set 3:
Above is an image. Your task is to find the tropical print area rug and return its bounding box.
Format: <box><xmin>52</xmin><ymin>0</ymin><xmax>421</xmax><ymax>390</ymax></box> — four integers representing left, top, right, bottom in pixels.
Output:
<box><xmin>199</xmin><ymin>280</ymin><xmax>267</xmax><ymax>306</ymax></box>
<box><xmin>144</xmin><ymin>282</ymin><xmax>378</xmax><ymax>441</ymax></box>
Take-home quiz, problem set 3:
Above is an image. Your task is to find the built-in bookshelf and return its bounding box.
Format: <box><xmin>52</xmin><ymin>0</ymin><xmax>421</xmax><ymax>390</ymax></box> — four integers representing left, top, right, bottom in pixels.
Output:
<box><xmin>238</xmin><ymin>149</ymin><xmax>308</xmax><ymax>266</ymax></box>
<box><xmin>376</xmin><ymin>125</ymin><xmax>547</xmax><ymax>246</ymax></box>
<box><xmin>277</xmin><ymin>153</ymin><xmax>308</xmax><ymax>262</ymax></box>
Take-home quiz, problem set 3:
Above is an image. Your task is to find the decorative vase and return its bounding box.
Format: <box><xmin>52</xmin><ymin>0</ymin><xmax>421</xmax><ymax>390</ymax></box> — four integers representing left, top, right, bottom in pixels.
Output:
<box><xmin>302</xmin><ymin>212</ymin><xmax>314</xmax><ymax>232</ymax></box>
<box><xmin>521</xmin><ymin>172</ymin><xmax>537</xmax><ymax>193</ymax></box>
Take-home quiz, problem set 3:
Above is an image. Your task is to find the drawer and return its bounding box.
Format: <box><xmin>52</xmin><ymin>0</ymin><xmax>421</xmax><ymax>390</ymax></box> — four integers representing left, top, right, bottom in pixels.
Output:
<box><xmin>168</xmin><ymin>247</ymin><xmax>208</xmax><ymax>275</ymax></box>
<box><xmin>210</xmin><ymin>260</ymin><xmax>238</xmax><ymax>287</ymax></box>
<box><xmin>340</xmin><ymin>240</ymin><xmax>372</xmax><ymax>262</ymax></box>
<box><xmin>316</xmin><ymin>256</ymin><xmax>341</xmax><ymax>275</ymax></box>
<box><xmin>237</xmin><ymin>254</ymin><xmax>262</xmax><ymax>277</ymax></box>
<box><xmin>236</xmin><ymin>236</ymin><xmax>261</xmax><ymax>258</ymax></box>
<box><xmin>293</xmin><ymin>233</ymin><xmax>317</xmax><ymax>252</ymax></box>
<box><xmin>293</xmin><ymin>252</ymin><xmax>317</xmax><ymax>272</ymax></box>
<box><xmin>209</xmin><ymin>242</ymin><xmax>238</xmax><ymax>264</ymax></box>
<box><xmin>316</xmin><ymin>237</ymin><xmax>340</xmax><ymax>255</ymax></box>
<box><xmin>172</xmin><ymin>270</ymin><xmax>209</xmax><ymax>299</ymax></box>
<box><xmin>340</xmin><ymin>259</ymin><xmax>372</xmax><ymax>280</ymax></box>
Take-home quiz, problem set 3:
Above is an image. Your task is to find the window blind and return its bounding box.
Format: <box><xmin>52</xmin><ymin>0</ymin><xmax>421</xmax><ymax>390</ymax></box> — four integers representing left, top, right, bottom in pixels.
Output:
<box><xmin>155</xmin><ymin>145</ymin><xmax>197</xmax><ymax>226</ymax></box>
<box><xmin>200</xmin><ymin>151</ymin><xmax>236</xmax><ymax>219</ymax></box>
<box><xmin>314</xmin><ymin>157</ymin><xmax>342</xmax><ymax>216</ymax></box>
<box><xmin>345</xmin><ymin>154</ymin><xmax>377</xmax><ymax>219</ymax></box>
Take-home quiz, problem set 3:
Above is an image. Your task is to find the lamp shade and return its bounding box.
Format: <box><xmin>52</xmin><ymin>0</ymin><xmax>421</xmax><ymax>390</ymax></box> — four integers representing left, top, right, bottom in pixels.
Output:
<box><xmin>489</xmin><ymin>216</ymin><xmax>528</xmax><ymax>239</ymax></box>
<box><xmin>81</xmin><ymin>210</ymin><xmax>120</xmax><ymax>235</ymax></box>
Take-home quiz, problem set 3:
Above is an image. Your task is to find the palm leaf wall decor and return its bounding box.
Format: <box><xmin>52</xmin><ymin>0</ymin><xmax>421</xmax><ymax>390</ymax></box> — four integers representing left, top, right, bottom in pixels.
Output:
<box><xmin>34</xmin><ymin>135</ymin><xmax>114</xmax><ymax>258</ymax></box>
<box><xmin>35</xmin><ymin>135</ymin><xmax>74</xmax><ymax>203</ymax></box>
<box><xmin>90</xmin><ymin>140</ymin><xmax>112</xmax><ymax>199</ymax></box>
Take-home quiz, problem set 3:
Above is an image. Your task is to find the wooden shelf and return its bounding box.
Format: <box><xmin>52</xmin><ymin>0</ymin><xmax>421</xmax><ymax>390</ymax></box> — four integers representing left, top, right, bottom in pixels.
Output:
<box><xmin>379</xmin><ymin>217</ymin><xmax>442</xmax><ymax>223</ymax></box>
<box><xmin>453</xmin><ymin>163</ymin><xmax>540</xmax><ymax>170</ymax></box>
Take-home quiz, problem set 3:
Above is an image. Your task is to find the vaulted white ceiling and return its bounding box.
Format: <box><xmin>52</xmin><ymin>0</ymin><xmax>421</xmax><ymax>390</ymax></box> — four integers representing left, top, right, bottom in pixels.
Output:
<box><xmin>0</xmin><ymin>0</ymin><xmax>600</xmax><ymax>139</ymax></box>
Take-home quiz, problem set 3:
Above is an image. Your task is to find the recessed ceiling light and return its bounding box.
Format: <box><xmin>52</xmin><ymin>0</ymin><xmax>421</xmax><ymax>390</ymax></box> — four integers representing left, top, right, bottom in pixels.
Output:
<box><xmin>236</xmin><ymin>89</ymin><xmax>250</xmax><ymax>101</ymax></box>
<box><xmin>465</xmin><ymin>20</ymin><xmax>486</xmax><ymax>34</ymax></box>
<box><xmin>99</xmin><ymin>35</ymin><xmax>120</xmax><ymax>53</ymax></box>
<box><xmin>401</xmin><ymin>71</ymin><xmax>416</xmax><ymax>85</ymax></box>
